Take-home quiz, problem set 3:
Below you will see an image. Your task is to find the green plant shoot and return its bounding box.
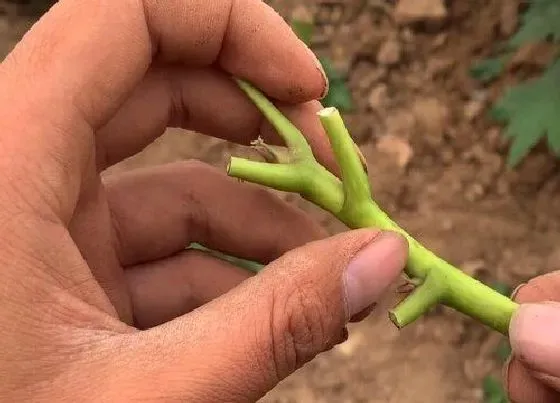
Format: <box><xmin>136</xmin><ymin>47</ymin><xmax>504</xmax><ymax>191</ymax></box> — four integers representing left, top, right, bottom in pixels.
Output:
<box><xmin>470</xmin><ymin>0</ymin><xmax>560</xmax><ymax>166</ymax></box>
<box><xmin>227</xmin><ymin>78</ymin><xmax>519</xmax><ymax>336</ymax></box>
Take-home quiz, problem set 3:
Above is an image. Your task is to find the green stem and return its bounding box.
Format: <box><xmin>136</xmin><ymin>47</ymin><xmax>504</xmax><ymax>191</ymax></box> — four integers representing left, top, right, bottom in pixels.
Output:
<box><xmin>389</xmin><ymin>274</ymin><xmax>444</xmax><ymax>328</ymax></box>
<box><xmin>317</xmin><ymin>107</ymin><xmax>372</xmax><ymax>216</ymax></box>
<box><xmin>236</xmin><ymin>79</ymin><xmax>313</xmax><ymax>159</ymax></box>
<box><xmin>228</xmin><ymin>157</ymin><xmax>344</xmax><ymax>214</ymax></box>
<box><xmin>228</xmin><ymin>157</ymin><xmax>304</xmax><ymax>192</ymax></box>
<box><xmin>229</xmin><ymin>79</ymin><xmax>519</xmax><ymax>336</ymax></box>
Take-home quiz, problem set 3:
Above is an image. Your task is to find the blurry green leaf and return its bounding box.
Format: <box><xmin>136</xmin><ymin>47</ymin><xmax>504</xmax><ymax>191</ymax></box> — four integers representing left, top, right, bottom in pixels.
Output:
<box><xmin>490</xmin><ymin>281</ymin><xmax>512</xmax><ymax>297</ymax></box>
<box><xmin>188</xmin><ymin>243</ymin><xmax>264</xmax><ymax>273</ymax></box>
<box><xmin>490</xmin><ymin>58</ymin><xmax>560</xmax><ymax>167</ymax></box>
<box><xmin>291</xmin><ymin>18</ymin><xmax>314</xmax><ymax>46</ymax></box>
<box><xmin>322</xmin><ymin>80</ymin><xmax>354</xmax><ymax>111</ymax></box>
<box><xmin>470</xmin><ymin>57</ymin><xmax>508</xmax><ymax>83</ymax></box>
<box><xmin>318</xmin><ymin>56</ymin><xmax>353</xmax><ymax>111</ymax></box>
<box><xmin>509</xmin><ymin>0</ymin><xmax>560</xmax><ymax>47</ymax></box>
<box><xmin>482</xmin><ymin>376</ymin><xmax>508</xmax><ymax>403</ymax></box>
<box><xmin>289</xmin><ymin>22</ymin><xmax>353</xmax><ymax>112</ymax></box>
<box><xmin>496</xmin><ymin>339</ymin><xmax>512</xmax><ymax>363</ymax></box>
<box><xmin>318</xmin><ymin>56</ymin><xmax>343</xmax><ymax>82</ymax></box>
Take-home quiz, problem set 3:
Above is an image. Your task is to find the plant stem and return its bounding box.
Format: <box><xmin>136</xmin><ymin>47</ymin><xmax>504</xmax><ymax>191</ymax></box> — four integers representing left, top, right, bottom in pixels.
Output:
<box><xmin>236</xmin><ymin>79</ymin><xmax>313</xmax><ymax>159</ymax></box>
<box><xmin>230</xmin><ymin>78</ymin><xmax>519</xmax><ymax>336</ymax></box>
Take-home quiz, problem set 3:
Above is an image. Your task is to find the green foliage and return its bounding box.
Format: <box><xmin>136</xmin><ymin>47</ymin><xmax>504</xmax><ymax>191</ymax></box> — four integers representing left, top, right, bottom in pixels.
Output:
<box><xmin>490</xmin><ymin>281</ymin><xmax>513</xmax><ymax>297</ymax></box>
<box><xmin>481</xmin><ymin>312</ymin><xmax>512</xmax><ymax>403</ymax></box>
<box><xmin>491</xmin><ymin>58</ymin><xmax>560</xmax><ymax>166</ymax></box>
<box><xmin>469</xmin><ymin>56</ymin><xmax>509</xmax><ymax>83</ymax></box>
<box><xmin>482</xmin><ymin>376</ymin><xmax>508</xmax><ymax>403</ymax></box>
<box><xmin>480</xmin><ymin>340</ymin><xmax>511</xmax><ymax>403</ymax></box>
<box><xmin>470</xmin><ymin>0</ymin><xmax>560</xmax><ymax>167</ymax></box>
<box><xmin>495</xmin><ymin>339</ymin><xmax>512</xmax><ymax>362</ymax></box>
<box><xmin>318</xmin><ymin>56</ymin><xmax>354</xmax><ymax>112</ymax></box>
<box><xmin>290</xmin><ymin>17</ymin><xmax>354</xmax><ymax>112</ymax></box>
<box><xmin>290</xmin><ymin>18</ymin><xmax>314</xmax><ymax>46</ymax></box>
<box><xmin>509</xmin><ymin>0</ymin><xmax>560</xmax><ymax>47</ymax></box>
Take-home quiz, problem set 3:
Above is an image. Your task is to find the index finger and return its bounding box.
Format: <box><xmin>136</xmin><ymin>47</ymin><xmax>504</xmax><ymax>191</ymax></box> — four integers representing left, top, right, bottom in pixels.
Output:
<box><xmin>1</xmin><ymin>0</ymin><xmax>326</xmax><ymax>127</ymax></box>
<box><xmin>0</xmin><ymin>0</ymin><xmax>327</xmax><ymax>219</ymax></box>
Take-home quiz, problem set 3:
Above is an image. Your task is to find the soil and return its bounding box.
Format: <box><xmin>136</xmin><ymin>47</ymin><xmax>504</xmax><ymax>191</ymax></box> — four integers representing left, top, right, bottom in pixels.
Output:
<box><xmin>2</xmin><ymin>1</ymin><xmax>560</xmax><ymax>402</ymax></box>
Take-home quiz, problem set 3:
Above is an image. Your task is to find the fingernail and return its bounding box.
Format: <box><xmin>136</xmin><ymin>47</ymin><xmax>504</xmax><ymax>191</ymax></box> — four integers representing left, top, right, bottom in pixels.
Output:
<box><xmin>509</xmin><ymin>302</ymin><xmax>560</xmax><ymax>375</ymax></box>
<box><xmin>305</xmin><ymin>46</ymin><xmax>329</xmax><ymax>99</ymax></box>
<box><xmin>344</xmin><ymin>232</ymin><xmax>408</xmax><ymax>318</ymax></box>
<box><xmin>510</xmin><ymin>282</ymin><xmax>526</xmax><ymax>300</ymax></box>
<box><xmin>349</xmin><ymin>302</ymin><xmax>378</xmax><ymax>323</ymax></box>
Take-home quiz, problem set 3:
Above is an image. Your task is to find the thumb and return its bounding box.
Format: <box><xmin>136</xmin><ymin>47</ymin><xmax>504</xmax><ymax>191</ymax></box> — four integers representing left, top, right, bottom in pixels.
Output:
<box><xmin>126</xmin><ymin>229</ymin><xmax>407</xmax><ymax>402</ymax></box>
<box><xmin>509</xmin><ymin>302</ymin><xmax>560</xmax><ymax>378</ymax></box>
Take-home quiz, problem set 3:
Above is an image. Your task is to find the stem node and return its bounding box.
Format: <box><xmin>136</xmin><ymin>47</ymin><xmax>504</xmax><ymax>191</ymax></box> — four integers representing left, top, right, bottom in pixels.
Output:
<box><xmin>389</xmin><ymin>274</ymin><xmax>445</xmax><ymax>329</ymax></box>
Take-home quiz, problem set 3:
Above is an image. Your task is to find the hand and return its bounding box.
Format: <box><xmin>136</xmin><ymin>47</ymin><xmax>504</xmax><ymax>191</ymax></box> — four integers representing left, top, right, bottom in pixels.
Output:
<box><xmin>0</xmin><ymin>1</ymin><xmax>408</xmax><ymax>401</ymax></box>
<box><xmin>506</xmin><ymin>272</ymin><xmax>560</xmax><ymax>402</ymax></box>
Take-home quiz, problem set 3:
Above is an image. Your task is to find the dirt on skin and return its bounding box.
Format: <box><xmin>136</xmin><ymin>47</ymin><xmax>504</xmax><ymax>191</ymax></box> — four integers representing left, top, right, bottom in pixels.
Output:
<box><xmin>2</xmin><ymin>0</ymin><xmax>560</xmax><ymax>402</ymax></box>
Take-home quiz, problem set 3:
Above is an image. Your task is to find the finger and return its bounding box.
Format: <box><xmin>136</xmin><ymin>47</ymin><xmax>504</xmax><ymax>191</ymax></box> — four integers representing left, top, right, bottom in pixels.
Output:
<box><xmin>121</xmin><ymin>229</ymin><xmax>408</xmax><ymax>402</ymax></box>
<box><xmin>96</xmin><ymin>67</ymin><xmax>336</xmax><ymax>173</ymax></box>
<box><xmin>512</xmin><ymin>272</ymin><xmax>560</xmax><ymax>303</ymax></box>
<box><xmin>126</xmin><ymin>249</ymin><xmax>252</xmax><ymax>329</ymax></box>
<box><xmin>0</xmin><ymin>0</ymin><xmax>326</xmax><ymax>220</ymax></box>
<box><xmin>104</xmin><ymin>160</ymin><xmax>328</xmax><ymax>266</ymax></box>
<box><xmin>504</xmin><ymin>273</ymin><xmax>560</xmax><ymax>400</ymax></box>
<box><xmin>509</xmin><ymin>302</ymin><xmax>560</xmax><ymax>379</ymax></box>
<box><xmin>3</xmin><ymin>0</ymin><xmax>326</xmax><ymax>119</ymax></box>
<box><xmin>505</xmin><ymin>358</ymin><xmax>559</xmax><ymax>403</ymax></box>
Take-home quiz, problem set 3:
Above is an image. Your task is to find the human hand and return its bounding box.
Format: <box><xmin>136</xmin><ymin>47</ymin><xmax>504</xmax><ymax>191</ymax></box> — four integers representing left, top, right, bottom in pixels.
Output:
<box><xmin>0</xmin><ymin>1</ymin><xmax>408</xmax><ymax>401</ymax></box>
<box><xmin>505</xmin><ymin>272</ymin><xmax>560</xmax><ymax>402</ymax></box>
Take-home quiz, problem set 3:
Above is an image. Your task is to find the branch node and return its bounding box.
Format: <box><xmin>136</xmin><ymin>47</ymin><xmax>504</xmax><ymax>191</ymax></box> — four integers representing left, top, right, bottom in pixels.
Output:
<box><xmin>227</xmin><ymin>157</ymin><xmax>304</xmax><ymax>193</ymax></box>
<box><xmin>250</xmin><ymin>136</ymin><xmax>293</xmax><ymax>164</ymax></box>
<box><xmin>389</xmin><ymin>273</ymin><xmax>445</xmax><ymax>329</ymax></box>
<box><xmin>236</xmin><ymin>79</ymin><xmax>314</xmax><ymax>158</ymax></box>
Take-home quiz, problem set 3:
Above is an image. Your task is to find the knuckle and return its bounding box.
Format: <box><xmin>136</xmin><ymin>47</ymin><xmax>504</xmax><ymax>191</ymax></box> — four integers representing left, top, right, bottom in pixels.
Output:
<box><xmin>269</xmin><ymin>281</ymin><xmax>331</xmax><ymax>377</ymax></box>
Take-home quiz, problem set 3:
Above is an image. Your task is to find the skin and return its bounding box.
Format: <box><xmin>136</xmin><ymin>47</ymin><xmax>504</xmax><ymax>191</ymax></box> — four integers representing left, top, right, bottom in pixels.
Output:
<box><xmin>0</xmin><ymin>1</ymin><xmax>557</xmax><ymax>402</ymax></box>
<box><xmin>506</xmin><ymin>275</ymin><xmax>560</xmax><ymax>403</ymax></box>
<box><xmin>0</xmin><ymin>0</ymin><xmax>408</xmax><ymax>401</ymax></box>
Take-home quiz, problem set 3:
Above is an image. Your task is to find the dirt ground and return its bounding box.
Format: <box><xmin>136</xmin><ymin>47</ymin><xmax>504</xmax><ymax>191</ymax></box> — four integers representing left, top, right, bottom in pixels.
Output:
<box><xmin>2</xmin><ymin>1</ymin><xmax>560</xmax><ymax>402</ymax></box>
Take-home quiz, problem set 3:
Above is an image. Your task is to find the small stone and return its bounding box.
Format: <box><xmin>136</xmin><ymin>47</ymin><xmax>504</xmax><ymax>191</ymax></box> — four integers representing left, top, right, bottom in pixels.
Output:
<box><xmin>336</xmin><ymin>331</ymin><xmax>365</xmax><ymax>357</ymax></box>
<box><xmin>368</xmin><ymin>84</ymin><xmax>388</xmax><ymax>109</ymax></box>
<box><xmin>461</xmin><ymin>259</ymin><xmax>486</xmax><ymax>276</ymax></box>
<box><xmin>500</xmin><ymin>0</ymin><xmax>519</xmax><ymax>37</ymax></box>
<box><xmin>463</xmin><ymin>100</ymin><xmax>485</xmax><ymax>121</ymax></box>
<box><xmin>411</xmin><ymin>97</ymin><xmax>450</xmax><ymax>146</ymax></box>
<box><xmin>330</xmin><ymin>6</ymin><xmax>343</xmax><ymax>24</ymax></box>
<box><xmin>394</xmin><ymin>0</ymin><xmax>447</xmax><ymax>26</ymax></box>
<box><xmin>331</xmin><ymin>44</ymin><xmax>352</xmax><ymax>75</ymax></box>
<box><xmin>432</xmin><ymin>33</ymin><xmax>448</xmax><ymax>48</ymax></box>
<box><xmin>400</xmin><ymin>28</ymin><xmax>415</xmax><ymax>43</ymax></box>
<box><xmin>377</xmin><ymin>37</ymin><xmax>402</xmax><ymax>66</ymax></box>
<box><xmin>291</xmin><ymin>4</ymin><xmax>314</xmax><ymax>25</ymax></box>
<box><xmin>376</xmin><ymin>134</ymin><xmax>413</xmax><ymax>168</ymax></box>
<box><xmin>426</xmin><ymin>57</ymin><xmax>456</xmax><ymax>77</ymax></box>
<box><xmin>441</xmin><ymin>148</ymin><xmax>454</xmax><ymax>164</ymax></box>
<box><xmin>464</xmin><ymin>183</ymin><xmax>485</xmax><ymax>202</ymax></box>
